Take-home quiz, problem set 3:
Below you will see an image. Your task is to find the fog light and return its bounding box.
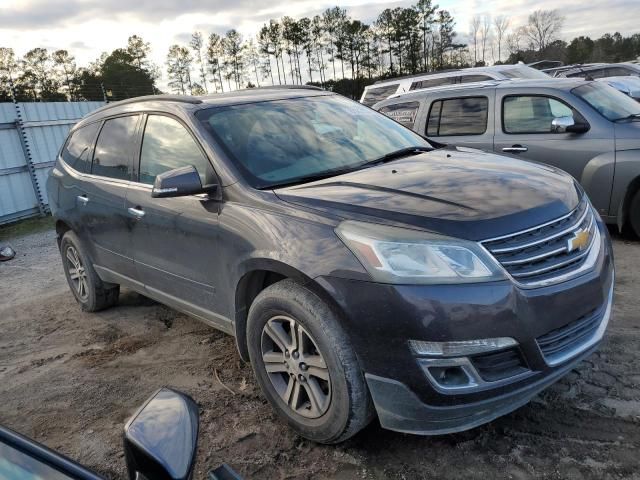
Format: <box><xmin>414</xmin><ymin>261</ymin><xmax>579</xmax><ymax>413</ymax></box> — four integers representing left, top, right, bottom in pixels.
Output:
<box><xmin>428</xmin><ymin>366</ymin><xmax>471</xmax><ymax>387</ymax></box>
<box><xmin>409</xmin><ymin>338</ymin><xmax>517</xmax><ymax>357</ymax></box>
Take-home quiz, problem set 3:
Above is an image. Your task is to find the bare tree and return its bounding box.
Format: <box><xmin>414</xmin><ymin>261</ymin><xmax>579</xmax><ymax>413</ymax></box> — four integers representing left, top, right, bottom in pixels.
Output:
<box><xmin>469</xmin><ymin>15</ymin><xmax>481</xmax><ymax>65</ymax></box>
<box><xmin>507</xmin><ymin>26</ymin><xmax>526</xmax><ymax>57</ymax></box>
<box><xmin>493</xmin><ymin>15</ymin><xmax>510</xmax><ymax>63</ymax></box>
<box><xmin>479</xmin><ymin>15</ymin><xmax>491</xmax><ymax>64</ymax></box>
<box><xmin>526</xmin><ymin>9</ymin><xmax>564</xmax><ymax>52</ymax></box>
<box><xmin>190</xmin><ymin>32</ymin><xmax>208</xmax><ymax>93</ymax></box>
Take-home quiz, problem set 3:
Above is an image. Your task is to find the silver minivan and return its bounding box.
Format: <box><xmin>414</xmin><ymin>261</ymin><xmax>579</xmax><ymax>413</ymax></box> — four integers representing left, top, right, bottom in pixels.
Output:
<box><xmin>373</xmin><ymin>78</ymin><xmax>640</xmax><ymax>236</ymax></box>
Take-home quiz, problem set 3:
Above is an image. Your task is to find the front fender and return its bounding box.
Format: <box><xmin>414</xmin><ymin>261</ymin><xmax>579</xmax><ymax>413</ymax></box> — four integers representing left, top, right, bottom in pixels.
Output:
<box><xmin>579</xmin><ymin>151</ymin><xmax>615</xmax><ymax>217</ymax></box>
<box><xmin>609</xmin><ymin>148</ymin><xmax>640</xmax><ymax>228</ymax></box>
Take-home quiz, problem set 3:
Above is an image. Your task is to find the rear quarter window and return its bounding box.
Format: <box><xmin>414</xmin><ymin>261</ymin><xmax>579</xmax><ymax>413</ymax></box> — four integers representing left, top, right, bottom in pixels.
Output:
<box><xmin>61</xmin><ymin>122</ymin><xmax>101</xmax><ymax>173</ymax></box>
<box><xmin>378</xmin><ymin>102</ymin><xmax>421</xmax><ymax>129</ymax></box>
<box><xmin>361</xmin><ymin>84</ymin><xmax>399</xmax><ymax>106</ymax></box>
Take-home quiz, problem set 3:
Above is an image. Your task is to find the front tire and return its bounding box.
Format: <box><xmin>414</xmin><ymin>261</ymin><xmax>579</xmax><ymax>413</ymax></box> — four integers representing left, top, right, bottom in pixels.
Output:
<box><xmin>629</xmin><ymin>190</ymin><xmax>640</xmax><ymax>238</ymax></box>
<box><xmin>60</xmin><ymin>231</ymin><xmax>119</xmax><ymax>312</ymax></box>
<box><xmin>247</xmin><ymin>279</ymin><xmax>373</xmax><ymax>444</ymax></box>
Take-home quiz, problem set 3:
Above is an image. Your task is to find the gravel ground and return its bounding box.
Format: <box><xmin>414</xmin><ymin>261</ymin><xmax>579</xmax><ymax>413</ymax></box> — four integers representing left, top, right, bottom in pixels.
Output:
<box><xmin>0</xmin><ymin>222</ymin><xmax>639</xmax><ymax>480</ymax></box>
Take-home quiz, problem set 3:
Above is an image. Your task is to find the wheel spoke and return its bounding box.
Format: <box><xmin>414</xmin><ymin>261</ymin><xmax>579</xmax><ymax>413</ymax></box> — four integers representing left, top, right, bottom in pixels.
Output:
<box><xmin>307</xmin><ymin>366</ymin><xmax>329</xmax><ymax>381</ymax></box>
<box><xmin>295</xmin><ymin>323</ymin><xmax>305</xmax><ymax>353</ymax></box>
<box><xmin>304</xmin><ymin>354</ymin><xmax>326</xmax><ymax>369</ymax></box>
<box><xmin>69</xmin><ymin>268</ymin><xmax>79</xmax><ymax>280</ymax></box>
<box><xmin>303</xmin><ymin>378</ymin><xmax>326</xmax><ymax>416</ymax></box>
<box><xmin>66</xmin><ymin>249</ymin><xmax>78</xmax><ymax>268</ymax></box>
<box><xmin>264</xmin><ymin>321</ymin><xmax>292</xmax><ymax>352</ymax></box>
<box><xmin>289</xmin><ymin>380</ymin><xmax>301</xmax><ymax>409</ymax></box>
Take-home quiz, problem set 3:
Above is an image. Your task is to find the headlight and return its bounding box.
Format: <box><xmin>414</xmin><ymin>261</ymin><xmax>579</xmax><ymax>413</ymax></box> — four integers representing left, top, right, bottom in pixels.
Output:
<box><xmin>335</xmin><ymin>221</ymin><xmax>505</xmax><ymax>285</ymax></box>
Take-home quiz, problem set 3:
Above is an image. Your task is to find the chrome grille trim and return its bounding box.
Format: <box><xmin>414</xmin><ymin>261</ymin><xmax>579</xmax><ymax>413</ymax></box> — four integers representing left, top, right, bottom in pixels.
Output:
<box><xmin>489</xmin><ymin>205</ymin><xmax>589</xmax><ymax>254</ymax></box>
<box><xmin>481</xmin><ymin>199</ymin><xmax>600</xmax><ymax>286</ymax></box>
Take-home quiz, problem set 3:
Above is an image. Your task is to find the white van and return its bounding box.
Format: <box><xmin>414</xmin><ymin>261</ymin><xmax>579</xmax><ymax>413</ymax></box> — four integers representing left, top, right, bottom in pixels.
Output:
<box><xmin>360</xmin><ymin>64</ymin><xmax>549</xmax><ymax>106</ymax></box>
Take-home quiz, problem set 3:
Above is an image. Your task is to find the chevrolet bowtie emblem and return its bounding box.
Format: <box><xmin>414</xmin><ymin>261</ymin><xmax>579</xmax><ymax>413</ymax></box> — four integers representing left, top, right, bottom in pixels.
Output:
<box><xmin>567</xmin><ymin>229</ymin><xmax>590</xmax><ymax>252</ymax></box>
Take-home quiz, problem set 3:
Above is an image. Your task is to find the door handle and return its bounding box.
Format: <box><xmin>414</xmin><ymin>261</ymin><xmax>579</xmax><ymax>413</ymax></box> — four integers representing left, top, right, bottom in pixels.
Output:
<box><xmin>127</xmin><ymin>207</ymin><xmax>145</xmax><ymax>219</ymax></box>
<box><xmin>502</xmin><ymin>145</ymin><xmax>528</xmax><ymax>153</ymax></box>
<box><xmin>77</xmin><ymin>195</ymin><xmax>89</xmax><ymax>205</ymax></box>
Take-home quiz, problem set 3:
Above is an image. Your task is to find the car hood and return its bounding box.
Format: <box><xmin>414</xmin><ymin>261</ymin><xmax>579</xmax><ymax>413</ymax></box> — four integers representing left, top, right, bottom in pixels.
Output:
<box><xmin>275</xmin><ymin>147</ymin><xmax>580</xmax><ymax>241</ymax></box>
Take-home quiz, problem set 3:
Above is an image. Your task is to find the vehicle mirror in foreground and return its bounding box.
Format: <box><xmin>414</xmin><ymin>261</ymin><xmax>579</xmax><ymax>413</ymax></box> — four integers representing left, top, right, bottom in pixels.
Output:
<box><xmin>208</xmin><ymin>463</ymin><xmax>244</xmax><ymax>480</ymax></box>
<box><xmin>124</xmin><ymin>388</ymin><xmax>199</xmax><ymax>480</ymax></box>
<box><xmin>152</xmin><ymin>166</ymin><xmax>216</xmax><ymax>198</ymax></box>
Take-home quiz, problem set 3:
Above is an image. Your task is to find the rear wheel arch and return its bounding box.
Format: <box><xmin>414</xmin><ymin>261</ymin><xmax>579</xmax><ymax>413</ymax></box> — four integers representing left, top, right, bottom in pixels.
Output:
<box><xmin>55</xmin><ymin>220</ymin><xmax>72</xmax><ymax>247</ymax></box>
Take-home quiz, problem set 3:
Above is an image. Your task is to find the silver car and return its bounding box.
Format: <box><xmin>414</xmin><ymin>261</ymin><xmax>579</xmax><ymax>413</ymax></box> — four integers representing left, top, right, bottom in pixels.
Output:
<box><xmin>373</xmin><ymin>78</ymin><xmax>640</xmax><ymax>236</ymax></box>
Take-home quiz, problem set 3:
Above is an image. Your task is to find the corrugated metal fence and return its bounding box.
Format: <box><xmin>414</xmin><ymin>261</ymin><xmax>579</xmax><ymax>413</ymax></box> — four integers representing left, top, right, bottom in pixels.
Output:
<box><xmin>0</xmin><ymin>101</ymin><xmax>105</xmax><ymax>224</ymax></box>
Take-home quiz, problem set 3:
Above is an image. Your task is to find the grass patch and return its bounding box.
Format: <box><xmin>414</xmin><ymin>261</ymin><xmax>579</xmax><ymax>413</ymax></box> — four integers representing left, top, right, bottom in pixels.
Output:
<box><xmin>0</xmin><ymin>214</ymin><xmax>55</xmax><ymax>241</ymax></box>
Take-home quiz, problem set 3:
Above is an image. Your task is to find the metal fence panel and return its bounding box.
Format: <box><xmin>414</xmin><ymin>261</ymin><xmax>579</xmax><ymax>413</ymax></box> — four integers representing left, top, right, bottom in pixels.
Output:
<box><xmin>0</xmin><ymin>101</ymin><xmax>105</xmax><ymax>224</ymax></box>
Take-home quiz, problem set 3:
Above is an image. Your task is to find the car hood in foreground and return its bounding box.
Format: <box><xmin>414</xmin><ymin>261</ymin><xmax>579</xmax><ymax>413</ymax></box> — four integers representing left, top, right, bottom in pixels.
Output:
<box><xmin>275</xmin><ymin>147</ymin><xmax>581</xmax><ymax>241</ymax></box>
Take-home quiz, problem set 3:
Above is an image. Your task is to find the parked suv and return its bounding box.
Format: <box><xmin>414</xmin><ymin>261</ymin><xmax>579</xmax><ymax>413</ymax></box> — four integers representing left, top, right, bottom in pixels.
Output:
<box><xmin>360</xmin><ymin>64</ymin><xmax>549</xmax><ymax>106</ymax></box>
<box><xmin>48</xmin><ymin>88</ymin><xmax>614</xmax><ymax>443</ymax></box>
<box><xmin>374</xmin><ymin>78</ymin><xmax>640</xmax><ymax>236</ymax></box>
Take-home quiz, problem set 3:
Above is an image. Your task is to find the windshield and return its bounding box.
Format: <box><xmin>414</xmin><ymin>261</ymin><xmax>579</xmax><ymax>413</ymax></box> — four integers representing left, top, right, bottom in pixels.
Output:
<box><xmin>197</xmin><ymin>94</ymin><xmax>430</xmax><ymax>188</ymax></box>
<box><xmin>498</xmin><ymin>66</ymin><xmax>550</xmax><ymax>79</ymax></box>
<box><xmin>572</xmin><ymin>82</ymin><xmax>640</xmax><ymax>121</ymax></box>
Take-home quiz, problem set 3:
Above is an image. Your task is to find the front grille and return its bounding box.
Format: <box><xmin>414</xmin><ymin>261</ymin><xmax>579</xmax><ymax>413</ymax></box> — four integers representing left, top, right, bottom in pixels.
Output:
<box><xmin>481</xmin><ymin>199</ymin><xmax>597</xmax><ymax>285</ymax></box>
<box><xmin>471</xmin><ymin>348</ymin><xmax>529</xmax><ymax>382</ymax></box>
<box><xmin>536</xmin><ymin>307</ymin><xmax>602</xmax><ymax>364</ymax></box>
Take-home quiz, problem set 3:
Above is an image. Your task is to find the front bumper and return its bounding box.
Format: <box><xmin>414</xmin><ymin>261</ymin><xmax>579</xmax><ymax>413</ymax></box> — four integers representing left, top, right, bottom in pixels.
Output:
<box><xmin>316</xmin><ymin>220</ymin><xmax>614</xmax><ymax>435</ymax></box>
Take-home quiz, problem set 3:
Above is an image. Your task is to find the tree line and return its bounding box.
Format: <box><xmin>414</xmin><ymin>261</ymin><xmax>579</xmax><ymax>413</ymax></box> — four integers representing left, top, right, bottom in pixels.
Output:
<box><xmin>1</xmin><ymin>4</ymin><xmax>639</xmax><ymax>103</ymax></box>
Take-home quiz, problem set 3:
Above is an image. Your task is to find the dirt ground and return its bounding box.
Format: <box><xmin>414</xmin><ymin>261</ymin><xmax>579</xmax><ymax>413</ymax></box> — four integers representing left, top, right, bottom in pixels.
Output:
<box><xmin>0</xmin><ymin>220</ymin><xmax>639</xmax><ymax>480</ymax></box>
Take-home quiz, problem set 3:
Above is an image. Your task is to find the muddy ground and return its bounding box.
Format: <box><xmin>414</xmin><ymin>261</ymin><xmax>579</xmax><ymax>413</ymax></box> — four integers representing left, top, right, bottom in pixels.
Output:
<box><xmin>0</xmin><ymin>220</ymin><xmax>639</xmax><ymax>479</ymax></box>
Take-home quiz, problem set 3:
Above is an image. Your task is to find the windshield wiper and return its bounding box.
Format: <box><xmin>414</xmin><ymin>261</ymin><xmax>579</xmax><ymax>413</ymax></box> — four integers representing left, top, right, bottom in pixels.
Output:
<box><xmin>613</xmin><ymin>113</ymin><xmax>640</xmax><ymax>122</ymax></box>
<box><xmin>361</xmin><ymin>146</ymin><xmax>431</xmax><ymax>167</ymax></box>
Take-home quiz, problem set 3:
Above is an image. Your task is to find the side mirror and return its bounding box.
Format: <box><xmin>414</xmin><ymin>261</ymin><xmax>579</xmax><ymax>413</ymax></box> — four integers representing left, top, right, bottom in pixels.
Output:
<box><xmin>152</xmin><ymin>166</ymin><xmax>215</xmax><ymax>198</ymax></box>
<box><xmin>551</xmin><ymin>116</ymin><xmax>589</xmax><ymax>134</ymax></box>
<box><xmin>124</xmin><ymin>388</ymin><xmax>199</xmax><ymax>480</ymax></box>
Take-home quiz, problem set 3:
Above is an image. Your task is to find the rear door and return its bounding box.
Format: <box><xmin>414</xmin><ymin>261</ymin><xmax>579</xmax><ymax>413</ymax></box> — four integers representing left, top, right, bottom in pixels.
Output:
<box><xmin>420</xmin><ymin>91</ymin><xmax>495</xmax><ymax>151</ymax></box>
<box><xmin>492</xmin><ymin>89</ymin><xmax>615</xmax><ymax>214</ymax></box>
<box><xmin>126</xmin><ymin>113</ymin><xmax>229</xmax><ymax>329</ymax></box>
<box><xmin>83</xmin><ymin>114</ymin><xmax>140</xmax><ymax>278</ymax></box>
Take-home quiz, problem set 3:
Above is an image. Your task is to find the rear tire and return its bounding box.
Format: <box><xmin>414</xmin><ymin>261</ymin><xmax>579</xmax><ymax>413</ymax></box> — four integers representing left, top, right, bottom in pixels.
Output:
<box><xmin>246</xmin><ymin>279</ymin><xmax>374</xmax><ymax>444</ymax></box>
<box><xmin>60</xmin><ymin>231</ymin><xmax>119</xmax><ymax>312</ymax></box>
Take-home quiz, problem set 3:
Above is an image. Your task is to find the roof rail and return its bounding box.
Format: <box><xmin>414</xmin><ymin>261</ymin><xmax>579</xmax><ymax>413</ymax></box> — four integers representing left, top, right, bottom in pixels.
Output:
<box><xmin>86</xmin><ymin>94</ymin><xmax>202</xmax><ymax>117</ymax></box>
<box><xmin>389</xmin><ymin>80</ymin><xmax>499</xmax><ymax>98</ymax></box>
<box><xmin>374</xmin><ymin>69</ymin><xmax>461</xmax><ymax>84</ymax></box>
<box><xmin>251</xmin><ymin>85</ymin><xmax>324</xmax><ymax>91</ymax></box>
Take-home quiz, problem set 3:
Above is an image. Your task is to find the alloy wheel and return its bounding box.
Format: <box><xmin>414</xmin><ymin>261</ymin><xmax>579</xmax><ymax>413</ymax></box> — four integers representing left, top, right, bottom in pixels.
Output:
<box><xmin>260</xmin><ymin>315</ymin><xmax>331</xmax><ymax>418</ymax></box>
<box><xmin>65</xmin><ymin>245</ymin><xmax>89</xmax><ymax>301</ymax></box>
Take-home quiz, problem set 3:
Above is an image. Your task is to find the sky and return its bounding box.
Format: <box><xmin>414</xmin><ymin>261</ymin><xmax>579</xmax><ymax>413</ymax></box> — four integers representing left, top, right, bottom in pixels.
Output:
<box><xmin>0</xmin><ymin>0</ymin><xmax>637</xmax><ymax>90</ymax></box>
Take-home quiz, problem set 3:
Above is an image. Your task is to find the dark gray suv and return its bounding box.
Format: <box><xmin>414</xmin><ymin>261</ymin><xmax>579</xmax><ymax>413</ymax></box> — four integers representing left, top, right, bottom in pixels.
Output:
<box><xmin>47</xmin><ymin>88</ymin><xmax>614</xmax><ymax>443</ymax></box>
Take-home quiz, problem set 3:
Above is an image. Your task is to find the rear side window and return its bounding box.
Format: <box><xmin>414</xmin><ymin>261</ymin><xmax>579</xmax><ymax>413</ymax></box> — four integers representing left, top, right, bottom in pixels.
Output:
<box><xmin>91</xmin><ymin>115</ymin><xmax>138</xmax><ymax>180</ymax></box>
<box><xmin>459</xmin><ymin>74</ymin><xmax>492</xmax><ymax>83</ymax></box>
<box><xmin>61</xmin><ymin>122</ymin><xmax>100</xmax><ymax>173</ymax></box>
<box><xmin>139</xmin><ymin>115</ymin><xmax>212</xmax><ymax>185</ymax></box>
<box><xmin>410</xmin><ymin>77</ymin><xmax>456</xmax><ymax>90</ymax></box>
<box><xmin>361</xmin><ymin>84</ymin><xmax>399</xmax><ymax>106</ymax></box>
<box><xmin>606</xmin><ymin>66</ymin><xmax>632</xmax><ymax>77</ymax></box>
<box><xmin>503</xmin><ymin>96</ymin><xmax>574</xmax><ymax>134</ymax></box>
<box><xmin>426</xmin><ymin>97</ymin><xmax>488</xmax><ymax>136</ymax></box>
<box><xmin>567</xmin><ymin>68</ymin><xmax>606</xmax><ymax>79</ymax></box>
<box><xmin>378</xmin><ymin>102</ymin><xmax>421</xmax><ymax>129</ymax></box>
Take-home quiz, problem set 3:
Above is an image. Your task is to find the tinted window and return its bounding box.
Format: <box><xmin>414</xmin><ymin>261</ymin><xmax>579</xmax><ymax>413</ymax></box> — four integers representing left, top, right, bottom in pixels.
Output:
<box><xmin>606</xmin><ymin>66</ymin><xmax>633</xmax><ymax>77</ymax></box>
<box><xmin>568</xmin><ymin>68</ymin><xmax>606</xmax><ymax>79</ymax></box>
<box><xmin>378</xmin><ymin>102</ymin><xmax>421</xmax><ymax>128</ymax></box>
<box><xmin>139</xmin><ymin>115</ymin><xmax>212</xmax><ymax>185</ymax></box>
<box><xmin>460</xmin><ymin>74</ymin><xmax>492</xmax><ymax>83</ymax></box>
<box><xmin>426</xmin><ymin>97</ymin><xmax>488</xmax><ymax>136</ymax></box>
<box><xmin>410</xmin><ymin>77</ymin><xmax>455</xmax><ymax>90</ymax></box>
<box><xmin>197</xmin><ymin>95</ymin><xmax>429</xmax><ymax>188</ymax></box>
<box><xmin>91</xmin><ymin>116</ymin><xmax>138</xmax><ymax>180</ymax></box>
<box><xmin>61</xmin><ymin>122</ymin><xmax>100</xmax><ymax>173</ymax></box>
<box><xmin>362</xmin><ymin>84</ymin><xmax>399</xmax><ymax>106</ymax></box>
